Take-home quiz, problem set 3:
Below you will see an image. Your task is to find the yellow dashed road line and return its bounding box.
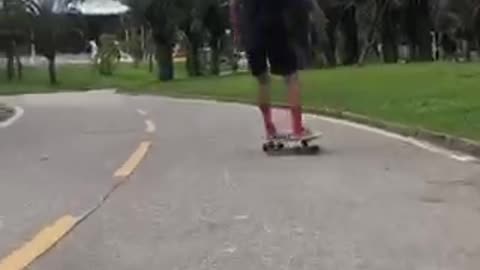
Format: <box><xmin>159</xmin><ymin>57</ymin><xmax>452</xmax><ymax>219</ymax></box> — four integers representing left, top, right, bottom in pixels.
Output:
<box><xmin>0</xmin><ymin>215</ymin><xmax>77</xmax><ymax>270</ymax></box>
<box><xmin>1</xmin><ymin>131</ymin><xmax>153</xmax><ymax>269</ymax></box>
<box><xmin>114</xmin><ymin>141</ymin><xmax>152</xmax><ymax>178</ymax></box>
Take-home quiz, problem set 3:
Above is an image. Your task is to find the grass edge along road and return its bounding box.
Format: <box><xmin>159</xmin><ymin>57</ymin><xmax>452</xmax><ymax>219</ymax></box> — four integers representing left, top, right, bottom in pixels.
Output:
<box><xmin>1</xmin><ymin>62</ymin><xmax>480</xmax><ymax>142</ymax></box>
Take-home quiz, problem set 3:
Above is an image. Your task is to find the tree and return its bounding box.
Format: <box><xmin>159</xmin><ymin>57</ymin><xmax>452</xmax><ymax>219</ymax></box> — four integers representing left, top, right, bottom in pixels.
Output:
<box><xmin>123</xmin><ymin>0</ymin><xmax>151</xmax><ymax>66</ymax></box>
<box><xmin>30</xmin><ymin>0</ymin><xmax>59</xmax><ymax>84</ymax></box>
<box><xmin>95</xmin><ymin>34</ymin><xmax>121</xmax><ymax>75</ymax></box>
<box><xmin>202</xmin><ymin>0</ymin><xmax>228</xmax><ymax>75</ymax></box>
<box><xmin>0</xmin><ymin>0</ymin><xmax>83</xmax><ymax>84</ymax></box>
<box><xmin>0</xmin><ymin>0</ymin><xmax>34</xmax><ymax>81</ymax></box>
<box><xmin>313</xmin><ymin>0</ymin><xmax>434</xmax><ymax>64</ymax></box>
<box><xmin>179</xmin><ymin>0</ymin><xmax>230</xmax><ymax>77</ymax></box>
<box><xmin>433</xmin><ymin>0</ymin><xmax>480</xmax><ymax>60</ymax></box>
<box><xmin>126</xmin><ymin>0</ymin><xmax>232</xmax><ymax>79</ymax></box>
<box><xmin>285</xmin><ymin>0</ymin><xmax>330</xmax><ymax>69</ymax></box>
<box><xmin>30</xmin><ymin>0</ymin><xmax>81</xmax><ymax>85</ymax></box>
<box><xmin>144</xmin><ymin>0</ymin><xmax>190</xmax><ymax>81</ymax></box>
<box><xmin>181</xmin><ymin>7</ymin><xmax>204</xmax><ymax>76</ymax></box>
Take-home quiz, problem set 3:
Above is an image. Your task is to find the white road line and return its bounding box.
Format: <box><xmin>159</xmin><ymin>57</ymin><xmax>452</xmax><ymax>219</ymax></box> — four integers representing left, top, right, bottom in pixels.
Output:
<box><xmin>0</xmin><ymin>106</ymin><xmax>24</xmax><ymax>128</ymax></box>
<box><xmin>233</xmin><ymin>215</ymin><xmax>249</xmax><ymax>221</ymax></box>
<box><xmin>304</xmin><ymin>114</ymin><xmax>477</xmax><ymax>163</ymax></box>
<box><xmin>136</xmin><ymin>109</ymin><xmax>147</xmax><ymax>116</ymax></box>
<box><xmin>145</xmin><ymin>119</ymin><xmax>156</xmax><ymax>133</ymax></box>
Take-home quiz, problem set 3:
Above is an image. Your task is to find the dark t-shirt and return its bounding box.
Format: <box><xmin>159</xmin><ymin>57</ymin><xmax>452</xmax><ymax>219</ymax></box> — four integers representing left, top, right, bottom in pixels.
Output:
<box><xmin>238</xmin><ymin>0</ymin><xmax>309</xmax><ymax>49</ymax></box>
<box><xmin>243</xmin><ymin>0</ymin><xmax>290</xmax><ymax>26</ymax></box>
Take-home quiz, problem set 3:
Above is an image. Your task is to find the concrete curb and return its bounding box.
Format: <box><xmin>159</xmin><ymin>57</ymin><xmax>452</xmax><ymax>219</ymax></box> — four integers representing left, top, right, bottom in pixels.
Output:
<box><xmin>136</xmin><ymin>91</ymin><xmax>480</xmax><ymax>159</ymax></box>
<box><xmin>0</xmin><ymin>103</ymin><xmax>15</xmax><ymax>123</ymax></box>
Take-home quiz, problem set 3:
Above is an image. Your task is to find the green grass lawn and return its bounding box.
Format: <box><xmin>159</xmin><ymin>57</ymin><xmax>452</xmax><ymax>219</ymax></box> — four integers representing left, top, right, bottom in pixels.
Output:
<box><xmin>1</xmin><ymin>62</ymin><xmax>480</xmax><ymax>141</ymax></box>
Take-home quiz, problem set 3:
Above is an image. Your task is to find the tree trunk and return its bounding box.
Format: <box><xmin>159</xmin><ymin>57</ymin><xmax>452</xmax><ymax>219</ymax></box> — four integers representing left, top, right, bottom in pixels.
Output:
<box><xmin>186</xmin><ymin>37</ymin><xmax>201</xmax><ymax>77</ymax></box>
<box><xmin>187</xmin><ymin>47</ymin><xmax>201</xmax><ymax>76</ymax></box>
<box><xmin>141</xmin><ymin>26</ymin><xmax>146</xmax><ymax>58</ymax></box>
<box><xmin>48</xmin><ymin>57</ymin><xmax>57</xmax><ymax>85</ymax></box>
<box><xmin>465</xmin><ymin>40</ymin><xmax>473</xmax><ymax>62</ymax></box>
<box><xmin>6</xmin><ymin>41</ymin><xmax>14</xmax><ymax>82</ymax></box>
<box><xmin>14</xmin><ymin>42</ymin><xmax>23</xmax><ymax>81</ymax></box>
<box><xmin>410</xmin><ymin>0</ymin><xmax>432</xmax><ymax>61</ymax></box>
<box><xmin>325</xmin><ymin>19</ymin><xmax>338</xmax><ymax>66</ymax></box>
<box><xmin>148</xmin><ymin>53</ymin><xmax>154</xmax><ymax>73</ymax></box>
<box><xmin>155</xmin><ymin>43</ymin><xmax>174</xmax><ymax>81</ymax></box>
<box><xmin>381</xmin><ymin>16</ymin><xmax>398</xmax><ymax>63</ymax></box>
<box><xmin>319</xmin><ymin>37</ymin><xmax>335</xmax><ymax>67</ymax></box>
<box><xmin>231</xmin><ymin>49</ymin><xmax>239</xmax><ymax>72</ymax></box>
<box><xmin>340</xmin><ymin>6</ymin><xmax>359</xmax><ymax>65</ymax></box>
<box><xmin>380</xmin><ymin>0</ymin><xmax>399</xmax><ymax>63</ymax></box>
<box><xmin>15</xmin><ymin>56</ymin><xmax>22</xmax><ymax>81</ymax></box>
<box><xmin>382</xmin><ymin>37</ymin><xmax>398</xmax><ymax>62</ymax></box>
<box><xmin>413</xmin><ymin>17</ymin><xmax>432</xmax><ymax>61</ymax></box>
<box><xmin>210</xmin><ymin>38</ymin><xmax>220</xmax><ymax>76</ymax></box>
<box><xmin>358</xmin><ymin>0</ymin><xmax>386</xmax><ymax>65</ymax></box>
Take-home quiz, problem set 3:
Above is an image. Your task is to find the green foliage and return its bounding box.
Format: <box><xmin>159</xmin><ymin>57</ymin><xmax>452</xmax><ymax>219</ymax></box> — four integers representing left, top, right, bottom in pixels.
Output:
<box><xmin>122</xmin><ymin>0</ymin><xmax>231</xmax><ymax>80</ymax></box>
<box><xmin>32</xmin><ymin>0</ymin><xmax>56</xmax><ymax>58</ymax></box>
<box><xmin>0</xmin><ymin>0</ymin><xmax>37</xmax><ymax>81</ymax></box>
<box><xmin>125</xmin><ymin>31</ymin><xmax>144</xmax><ymax>67</ymax></box>
<box><xmin>123</xmin><ymin>0</ymin><xmax>151</xmax><ymax>27</ymax></box>
<box><xmin>95</xmin><ymin>34</ymin><xmax>121</xmax><ymax>76</ymax></box>
<box><xmin>0</xmin><ymin>0</ymin><xmax>35</xmax><ymax>32</ymax></box>
<box><xmin>0</xmin><ymin>0</ymin><xmax>82</xmax><ymax>84</ymax></box>
<box><xmin>31</xmin><ymin>0</ymin><xmax>82</xmax><ymax>85</ymax></box>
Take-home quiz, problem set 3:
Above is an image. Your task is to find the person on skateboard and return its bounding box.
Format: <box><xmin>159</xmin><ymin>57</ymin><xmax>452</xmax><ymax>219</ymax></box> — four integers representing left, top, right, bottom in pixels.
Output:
<box><xmin>229</xmin><ymin>0</ymin><xmax>311</xmax><ymax>140</ymax></box>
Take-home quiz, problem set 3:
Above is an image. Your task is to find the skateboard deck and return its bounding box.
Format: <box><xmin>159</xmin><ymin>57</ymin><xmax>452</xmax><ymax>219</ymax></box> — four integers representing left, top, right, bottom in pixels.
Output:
<box><xmin>267</xmin><ymin>132</ymin><xmax>322</xmax><ymax>142</ymax></box>
<box><xmin>262</xmin><ymin>132</ymin><xmax>322</xmax><ymax>155</ymax></box>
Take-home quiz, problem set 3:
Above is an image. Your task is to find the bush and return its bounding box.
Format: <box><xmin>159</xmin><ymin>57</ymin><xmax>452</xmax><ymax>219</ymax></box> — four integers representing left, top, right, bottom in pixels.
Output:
<box><xmin>95</xmin><ymin>34</ymin><xmax>121</xmax><ymax>76</ymax></box>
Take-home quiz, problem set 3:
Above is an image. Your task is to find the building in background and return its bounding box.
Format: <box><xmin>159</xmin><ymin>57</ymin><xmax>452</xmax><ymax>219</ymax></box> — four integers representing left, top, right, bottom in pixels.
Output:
<box><xmin>66</xmin><ymin>0</ymin><xmax>129</xmax><ymax>50</ymax></box>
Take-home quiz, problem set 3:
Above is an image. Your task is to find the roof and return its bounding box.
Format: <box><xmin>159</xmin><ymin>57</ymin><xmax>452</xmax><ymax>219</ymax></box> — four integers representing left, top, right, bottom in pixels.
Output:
<box><xmin>68</xmin><ymin>0</ymin><xmax>129</xmax><ymax>15</ymax></box>
<box><xmin>0</xmin><ymin>0</ymin><xmax>129</xmax><ymax>15</ymax></box>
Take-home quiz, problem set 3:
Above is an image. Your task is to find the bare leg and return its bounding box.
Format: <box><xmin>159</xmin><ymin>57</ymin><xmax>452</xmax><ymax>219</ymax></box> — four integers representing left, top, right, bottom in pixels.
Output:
<box><xmin>285</xmin><ymin>72</ymin><xmax>305</xmax><ymax>136</ymax></box>
<box><xmin>257</xmin><ymin>73</ymin><xmax>276</xmax><ymax>137</ymax></box>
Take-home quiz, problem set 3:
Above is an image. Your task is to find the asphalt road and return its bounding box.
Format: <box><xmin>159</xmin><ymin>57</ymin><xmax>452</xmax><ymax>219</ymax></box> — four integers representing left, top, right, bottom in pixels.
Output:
<box><xmin>1</xmin><ymin>91</ymin><xmax>480</xmax><ymax>270</ymax></box>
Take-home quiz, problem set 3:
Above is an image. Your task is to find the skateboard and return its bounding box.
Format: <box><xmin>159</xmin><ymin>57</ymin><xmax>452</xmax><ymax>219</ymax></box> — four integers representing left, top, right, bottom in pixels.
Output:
<box><xmin>262</xmin><ymin>132</ymin><xmax>322</xmax><ymax>155</ymax></box>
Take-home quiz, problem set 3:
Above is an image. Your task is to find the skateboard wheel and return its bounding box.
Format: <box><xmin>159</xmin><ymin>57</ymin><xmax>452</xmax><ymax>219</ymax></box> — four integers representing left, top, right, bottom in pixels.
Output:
<box><xmin>309</xmin><ymin>145</ymin><xmax>320</xmax><ymax>153</ymax></box>
<box><xmin>263</xmin><ymin>141</ymin><xmax>275</xmax><ymax>152</ymax></box>
<box><xmin>276</xmin><ymin>143</ymin><xmax>284</xmax><ymax>150</ymax></box>
<box><xmin>262</xmin><ymin>143</ymin><xmax>268</xmax><ymax>152</ymax></box>
<box><xmin>301</xmin><ymin>140</ymin><xmax>309</xmax><ymax>147</ymax></box>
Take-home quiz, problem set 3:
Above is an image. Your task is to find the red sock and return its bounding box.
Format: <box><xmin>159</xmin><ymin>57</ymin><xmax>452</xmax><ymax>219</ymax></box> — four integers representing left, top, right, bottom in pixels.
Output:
<box><xmin>291</xmin><ymin>106</ymin><xmax>303</xmax><ymax>135</ymax></box>
<box><xmin>259</xmin><ymin>104</ymin><xmax>276</xmax><ymax>135</ymax></box>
